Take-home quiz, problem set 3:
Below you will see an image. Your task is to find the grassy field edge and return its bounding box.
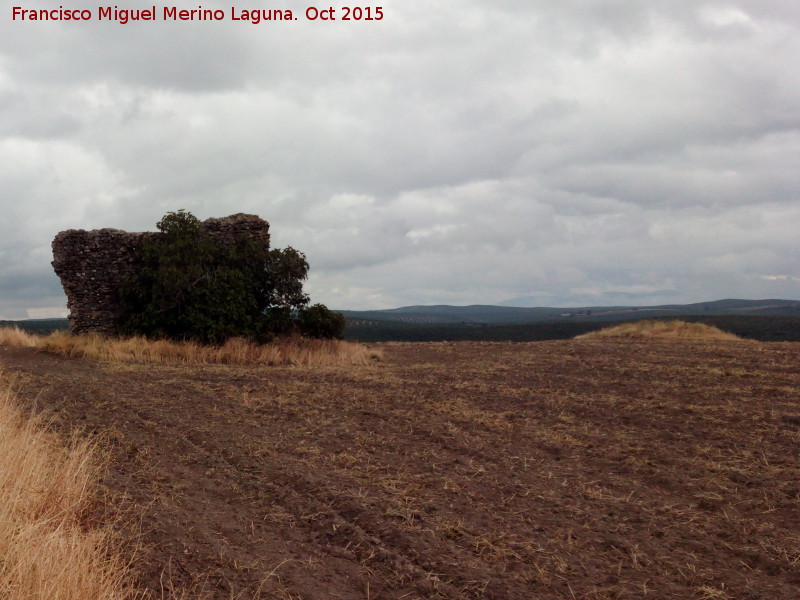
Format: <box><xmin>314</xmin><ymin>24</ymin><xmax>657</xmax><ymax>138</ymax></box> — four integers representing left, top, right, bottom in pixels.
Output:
<box><xmin>0</xmin><ymin>376</ymin><xmax>139</xmax><ymax>600</ymax></box>
<box><xmin>0</xmin><ymin>326</ymin><xmax>380</xmax><ymax>366</ymax></box>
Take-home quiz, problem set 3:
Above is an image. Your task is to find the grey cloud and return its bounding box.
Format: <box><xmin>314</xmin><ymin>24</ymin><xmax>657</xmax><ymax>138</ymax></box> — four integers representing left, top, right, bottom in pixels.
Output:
<box><xmin>3</xmin><ymin>5</ymin><xmax>253</xmax><ymax>91</ymax></box>
<box><xmin>0</xmin><ymin>90</ymin><xmax>82</xmax><ymax>139</ymax></box>
<box><xmin>0</xmin><ymin>0</ymin><xmax>799</xmax><ymax>317</ymax></box>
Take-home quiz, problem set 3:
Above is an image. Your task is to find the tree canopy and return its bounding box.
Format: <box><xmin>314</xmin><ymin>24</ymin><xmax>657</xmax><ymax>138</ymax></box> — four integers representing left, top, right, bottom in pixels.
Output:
<box><xmin>117</xmin><ymin>210</ymin><xmax>344</xmax><ymax>343</ymax></box>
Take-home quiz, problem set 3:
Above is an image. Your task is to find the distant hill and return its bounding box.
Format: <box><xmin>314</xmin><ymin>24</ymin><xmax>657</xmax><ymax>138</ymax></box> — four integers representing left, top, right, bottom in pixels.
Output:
<box><xmin>344</xmin><ymin>315</ymin><xmax>800</xmax><ymax>343</ymax></box>
<box><xmin>339</xmin><ymin>299</ymin><xmax>800</xmax><ymax>325</ymax></box>
<box><xmin>342</xmin><ymin>299</ymin><xmax>800</xmax><ymax>343</ymax></box>
<box><xmin>5</xmin><ymin>299</ymin><xmax>800</xmax><ymax>342</ymax></box>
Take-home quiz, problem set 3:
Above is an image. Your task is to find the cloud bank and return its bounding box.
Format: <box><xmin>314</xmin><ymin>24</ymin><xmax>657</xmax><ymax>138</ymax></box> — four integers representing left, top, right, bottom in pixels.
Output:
<box><xmin>1</xmin><ymin>1</ymin><xmax>799</xmax><ymax>317</ymax></box>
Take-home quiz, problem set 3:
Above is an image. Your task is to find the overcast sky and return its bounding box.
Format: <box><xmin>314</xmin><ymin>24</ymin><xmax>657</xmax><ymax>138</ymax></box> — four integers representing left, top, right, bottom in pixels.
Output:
<box><xmin>1</xmin><ymin>1</ymin><xmax>799</xmax><ymax>318</ymax></box>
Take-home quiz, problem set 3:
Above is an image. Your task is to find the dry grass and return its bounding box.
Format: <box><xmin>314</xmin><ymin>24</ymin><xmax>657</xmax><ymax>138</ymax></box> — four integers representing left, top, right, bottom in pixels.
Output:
<box><xmin>0</xmin><ymin>377</ymin><xmax>138</xmax><ymax>599</ymax></box>
<box><xmin>0</xmin><ymin>327</ymin><xmax>380</xmax><ymax>366</ymax></box>
<box><xmin>576</xmin><ymin>319</ymin><xmax>744</xmax><ymax>341</ymax></box>
<box><xmin>0</xmin><ymin>326</ymin><xmax>38</xmax><ymax>348</ymax></box>
<box><xmin>3</xmin><ymin>339</ymin><xmax>800</xmax><ymax>598</ymax></box>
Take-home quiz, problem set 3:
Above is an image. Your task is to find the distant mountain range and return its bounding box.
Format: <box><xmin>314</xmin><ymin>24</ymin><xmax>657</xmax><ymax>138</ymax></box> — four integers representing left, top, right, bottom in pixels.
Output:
<box><xmin>339</xmin><ymin>299</ymin><xmax>800</xmax><ymax>325</ymax></box>
<box><xmin>4</xmin><ymin>299</ymin><xmax>800</xmax><ymax>341</ymax></box>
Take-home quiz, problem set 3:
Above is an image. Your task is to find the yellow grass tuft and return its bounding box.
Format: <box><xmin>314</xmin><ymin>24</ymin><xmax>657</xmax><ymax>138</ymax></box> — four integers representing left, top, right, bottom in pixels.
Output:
<box><xmin>0</xmin><ymin>378</ymin><xmax>138</xmax><ymax>599</ymax></box>
<box><xmin>0</xmin><ymin>326</ymin><xmax>38</xmax><ymax>348</ymax></box>
<box><xmin>576</xmin><ymin>320</ymin><xmax>743</xmax><ymax>341</ymax></box>
<box><xmin>1</xmin><ymin>327</ymin><xmax>380</xmax><ymax>366</ymax></box>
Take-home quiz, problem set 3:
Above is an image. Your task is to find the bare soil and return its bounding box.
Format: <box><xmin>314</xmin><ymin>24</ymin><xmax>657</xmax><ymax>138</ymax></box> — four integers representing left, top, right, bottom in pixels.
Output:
<box><xmin>1</xmin><ymin>339</ymin><xmax>799</xmax><ymax>599</ymax></box>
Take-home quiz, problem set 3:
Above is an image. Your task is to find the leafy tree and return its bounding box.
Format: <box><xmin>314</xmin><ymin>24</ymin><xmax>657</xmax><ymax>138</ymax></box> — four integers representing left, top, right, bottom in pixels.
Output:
<box><xmin>266</xmin><ymin>246</ymin><xmax>309</xmax><ymax>310</ymax></box>
<box><xmin>298</xmin><ymin>304</ymin><xmax>346</xmax><ymax>339</ymax></box>
<box><xmin>118</xmin><ymin>210</ymin><xmax>342</xmax><ymax>343</ymax></box>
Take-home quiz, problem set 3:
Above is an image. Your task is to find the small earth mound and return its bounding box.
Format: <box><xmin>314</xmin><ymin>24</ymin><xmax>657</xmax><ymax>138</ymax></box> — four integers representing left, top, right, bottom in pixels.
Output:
<box><xmin>577</xmin><ymin>320</ymin><xmax>743</xmax><ymax>341</ymax></box>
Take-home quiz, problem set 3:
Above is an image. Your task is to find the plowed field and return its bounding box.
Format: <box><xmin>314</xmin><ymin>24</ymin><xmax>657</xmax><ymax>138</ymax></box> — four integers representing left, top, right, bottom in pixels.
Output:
<box><xmin>2</xmin><ymin>339</ymin><xmax>799</xmax><ymax>599</ymax></box>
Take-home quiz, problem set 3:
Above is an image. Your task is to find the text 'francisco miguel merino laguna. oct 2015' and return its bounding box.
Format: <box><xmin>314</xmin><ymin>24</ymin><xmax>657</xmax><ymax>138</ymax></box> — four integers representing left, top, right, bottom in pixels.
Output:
<box><xmin>11</xmin><ymin>5</ymin><xmax>385</xmax><ymax>24</ymax></box>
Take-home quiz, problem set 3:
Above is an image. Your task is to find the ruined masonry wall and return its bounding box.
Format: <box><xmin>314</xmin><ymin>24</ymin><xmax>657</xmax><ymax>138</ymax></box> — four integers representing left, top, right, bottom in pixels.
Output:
<box><xmin>51</xmin><ymin>214</ymin><xmax>270</xmax><ymax>335</ymax></box>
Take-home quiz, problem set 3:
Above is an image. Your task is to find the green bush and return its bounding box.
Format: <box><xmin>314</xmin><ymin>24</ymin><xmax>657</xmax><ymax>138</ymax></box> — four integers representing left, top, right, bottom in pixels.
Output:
<box><xmin>298</xmin><ymin>304</ymin><xmax>346</xmax><ymax>339</ymax></box>
<box><xmin>117</xmin><ymin>210</ymin><xmax>342</xmax><ymax>343</ymax></box>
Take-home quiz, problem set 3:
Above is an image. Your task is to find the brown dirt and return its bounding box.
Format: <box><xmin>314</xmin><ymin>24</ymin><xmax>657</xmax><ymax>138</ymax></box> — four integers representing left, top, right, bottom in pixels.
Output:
<box><xmin>1</xmin><ymin>339</ymin><xmax>799</xmax><ymax>599</ymax></box>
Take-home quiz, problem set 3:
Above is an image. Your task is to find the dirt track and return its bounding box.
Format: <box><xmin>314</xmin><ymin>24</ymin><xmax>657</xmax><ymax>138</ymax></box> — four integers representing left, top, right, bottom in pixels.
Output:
<box><xmin>2</xmin><ymin>339</ymin><xmax>799</xmax><ymax>599</ymax></box>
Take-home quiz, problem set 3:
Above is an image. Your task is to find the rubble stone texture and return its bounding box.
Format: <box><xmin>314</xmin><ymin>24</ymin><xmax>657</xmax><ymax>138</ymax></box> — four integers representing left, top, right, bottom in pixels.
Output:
<box><xmin>52</xmin><ymin>214</ymin><xmax>270</xmax><ymax>335</ymax></box>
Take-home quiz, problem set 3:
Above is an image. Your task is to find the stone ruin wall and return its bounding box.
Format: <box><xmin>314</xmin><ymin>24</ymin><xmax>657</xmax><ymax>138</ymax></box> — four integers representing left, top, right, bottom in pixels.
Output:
<box><xmin>51</xmin><ymin>214</ymin><xmax>270</xmax><ymax>335</ymax></box>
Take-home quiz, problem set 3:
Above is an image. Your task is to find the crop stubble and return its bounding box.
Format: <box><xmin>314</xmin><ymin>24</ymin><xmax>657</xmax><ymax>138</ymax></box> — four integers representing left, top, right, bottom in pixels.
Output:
<box><xmin>1</xmin><ymin>338</ymin><xmax>798</xmax><ymax>599</ymax></box>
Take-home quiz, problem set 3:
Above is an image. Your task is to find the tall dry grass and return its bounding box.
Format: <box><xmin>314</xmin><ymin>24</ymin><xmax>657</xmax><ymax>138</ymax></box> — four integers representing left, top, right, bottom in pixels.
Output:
<box><xmin>0</xmin><ymin>326</ymin><xmax>38</xmax><ymax>348</ymax></box>
<box><xmin>0</xmin><ymin>379</ymin><xmax>138</xmax><ymax>600</ymax></box>
<box><xmin>1</xmin><ymin>327</ymin><xmax>380</xmax><ymax>366</ymax></box>
<box><xmin>576</xmin><ymin>320</ymin><xmax>743</xmax><ymax>341</ymax></box>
